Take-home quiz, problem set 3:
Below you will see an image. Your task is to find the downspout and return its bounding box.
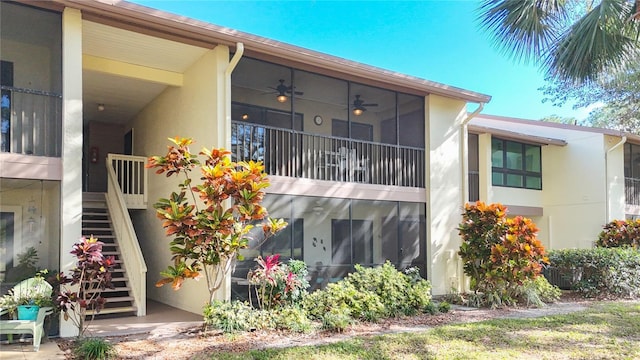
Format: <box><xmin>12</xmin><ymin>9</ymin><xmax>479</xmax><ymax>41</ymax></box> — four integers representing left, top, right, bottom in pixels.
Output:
<box><xmin>221</xmin><ymin>43</ymin><xmax>243</xmax><ymax>301</ymax></box>
<box><xmin>223</xmin><ymin>42</ymin><xmax>244</xmax><ymax>149</ymax></box>
<box><xmin>605</xmin><ymin>135</ymin><xmax>627</xmax><ymax>221</ymax></box>
<box><xmin>456</xmin><ymin>102</ymin><xmax>484</xmax><ymax>292</ymax></box>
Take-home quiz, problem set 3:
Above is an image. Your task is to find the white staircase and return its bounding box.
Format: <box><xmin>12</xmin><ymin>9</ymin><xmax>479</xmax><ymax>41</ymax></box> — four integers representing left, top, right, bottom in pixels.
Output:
<box><xmin>82</xmin><ymin>192</ymin><xmax>138</xmax><ymax>316</ymax></box>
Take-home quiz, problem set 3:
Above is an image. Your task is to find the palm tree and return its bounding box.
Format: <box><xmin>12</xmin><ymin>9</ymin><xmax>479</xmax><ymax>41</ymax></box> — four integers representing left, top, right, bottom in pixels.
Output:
<box><xmin>478</xmin><ymin>0</ymin><xmax>640</xmax><ymax>83</ymax></box>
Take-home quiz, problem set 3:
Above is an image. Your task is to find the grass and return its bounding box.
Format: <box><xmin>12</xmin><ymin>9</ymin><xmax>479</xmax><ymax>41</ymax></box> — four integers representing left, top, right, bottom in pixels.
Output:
<box><xmin>203</xmin><ymin>302</ymin><xmax>640</xmax><ymax>360</ymax></box>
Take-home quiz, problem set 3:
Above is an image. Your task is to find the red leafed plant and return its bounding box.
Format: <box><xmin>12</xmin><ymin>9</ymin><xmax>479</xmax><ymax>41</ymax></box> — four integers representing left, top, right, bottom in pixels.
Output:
<box><xmin>146</xmin><ymin>137</ymin><xmax>287</xmax><ymax>305</ymax></box>
<box><xmin>458</xmin><ymin>202</ymin><xmax>549</xmax><ymax>306</ymax></box>
<box><xmin>597</xmin><ymin>219</ymin><xmax>640</xmax><ymax>249</ymax></box>
<box><xmin>56</xmin><ymin>235</ymin><xmax>115</xmax><ymax>337</ymax></box>
<box><xmin>247</xmin><ymin>254</ymin><xmax>308</xmax><ymax>310</ymax></box>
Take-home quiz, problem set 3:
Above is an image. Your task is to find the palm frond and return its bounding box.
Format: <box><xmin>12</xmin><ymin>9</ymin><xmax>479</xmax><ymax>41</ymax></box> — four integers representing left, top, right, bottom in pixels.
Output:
<box><xmin>548</xmin><ymin>0</ymin><xmax>640</xmax><ymax>83</ymax></box>
<box><xmin>478</xmin><ymin>0</ymin><xmax>569</xmax><ymax>63</ymax></box>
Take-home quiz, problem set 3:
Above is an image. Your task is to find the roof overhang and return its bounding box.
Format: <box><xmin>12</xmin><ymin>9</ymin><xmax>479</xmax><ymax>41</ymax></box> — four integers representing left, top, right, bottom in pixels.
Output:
<box><xmin>468</xmin><ymin>124</ymin><xmax>568</xmax><ymax>146</ymax></box>
<box><xmin>18</xmin><ymin>0</ymin><xmax>491</xmax><ymax>104</ymax></box>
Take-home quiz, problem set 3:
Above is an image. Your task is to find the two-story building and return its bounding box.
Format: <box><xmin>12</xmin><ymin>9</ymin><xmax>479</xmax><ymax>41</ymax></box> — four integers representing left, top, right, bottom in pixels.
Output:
<box><xmin>469</xmin><ymin>114</ymin><xmax>639</xmax><ymax>251</ymax></box>
<box><xmin>0</xmin><ymin>0</ymin><xmax>492</xmax><ymax>336</ymax></box>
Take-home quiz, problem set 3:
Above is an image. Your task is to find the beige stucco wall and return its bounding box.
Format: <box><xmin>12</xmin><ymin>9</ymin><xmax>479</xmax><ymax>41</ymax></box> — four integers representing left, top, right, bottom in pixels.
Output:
<box><xmin>473</xmin><ymin>117</ymin><xmax>626</xmax><ymax>251</ymax></box>
<box><xmin>129</xmin><ymin>45</ymin><xmax>229</xmax><ymax>315</ymax></box>
<box><xmin>426</xmin><ymin>95</ymin><xmax>467</xmax><ymax>296</ymax></box>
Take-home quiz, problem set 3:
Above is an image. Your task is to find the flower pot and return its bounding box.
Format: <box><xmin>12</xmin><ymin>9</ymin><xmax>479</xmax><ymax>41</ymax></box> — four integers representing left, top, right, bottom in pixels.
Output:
<box><xmin>17</xmin><ymin>305</ymin><xmax>39</xmax><ymax>320</ymax></box>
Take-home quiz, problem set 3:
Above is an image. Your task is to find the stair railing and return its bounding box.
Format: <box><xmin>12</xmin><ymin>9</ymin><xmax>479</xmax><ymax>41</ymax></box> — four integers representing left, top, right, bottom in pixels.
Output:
<box><xmin>106</xmin><ymin>154</ymin><xmax>148</xmax><ymax>316</ymax></box>
<box><xmin>106</xmin><ymin>154</ymin><xmax>148</xmax><ymax>209</ymax></box>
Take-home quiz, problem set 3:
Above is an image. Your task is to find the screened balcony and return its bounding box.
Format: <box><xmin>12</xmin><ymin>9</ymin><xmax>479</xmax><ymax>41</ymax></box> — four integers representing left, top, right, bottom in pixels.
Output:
<box><xmin>1</xmin><ymin>2</ymin><xmax>62</xmax><ymax>158</ymax></box>
<box><xmin>232</xmin><ymin>121</ymin><xmax>425</xmax><ymax>187</ymax></box>
<box><xmin>231</xmin><ymin>57</ymin><xmax>426</xmax><ymax>188</ymax></box>
<box><xmin>626</xmin><ymin>177</ymin><xmax>640</xmax><ymax>206</ymax></box>
<box><xmin>1</xmin><ymin>86</ymin><xmax>62</xmax><ymax>157</ymax></box>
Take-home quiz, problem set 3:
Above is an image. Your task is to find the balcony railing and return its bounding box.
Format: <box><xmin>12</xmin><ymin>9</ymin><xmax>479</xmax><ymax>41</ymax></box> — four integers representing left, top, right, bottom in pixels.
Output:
<box><xmin>626</xmin><ymin>177</ymin><xmax>640</xmax><ymax>206</ymax></box>
<box><xmin>1</xmin><ymin>86</ymin><xmax>62</xmax><ymax>157</ymax></box>
<box><xmin>232</xmin><ymin>121</ymin><xmax>425</xmax><ymax>187</ymax></box>
<box><xmin>107</xmin><ymin>154</ymin><xmax>148</xmax><ymax>209</ymax></box>
<box><xmin>469</xmin><ymin>171</ymin><xmax>479</xmax><ymax>202</ymax></box>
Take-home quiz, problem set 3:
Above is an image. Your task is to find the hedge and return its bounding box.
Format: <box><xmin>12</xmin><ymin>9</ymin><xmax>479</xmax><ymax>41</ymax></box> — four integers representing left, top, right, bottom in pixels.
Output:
<box><xmin>547</xmin><ymin>248</ymin><xmax>640</xmax><ymax>298</ymax></box>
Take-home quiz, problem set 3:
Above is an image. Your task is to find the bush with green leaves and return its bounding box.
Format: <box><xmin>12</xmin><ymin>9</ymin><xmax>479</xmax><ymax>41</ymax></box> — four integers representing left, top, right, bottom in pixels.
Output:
<box><xmin>548</xmin><ymin>248</ymin><xmax>640</xmax><ymax>298</ymax></box>
<box><xmin>73</xmin><ymin>338</ymin><xmax>115</xmax><ymax>360</ymax></box>
<box><xmin>516</xmin><ymin>276</ymin><xmax>562</xmax><ymax>307</ymax></box>
<box><xmin>321</xmin><ymin>305</ymin><xmax>352</xmax><ymax>332</ymax></box>
<box><xmin>597</xmin><ymin>219</ymin><xmax>640</xmax><ymax>249</ymax></box>
<box><xmin>303</xmin><ymin>261</ymin><xmax>432</xmax><ymax>326</ymax></box>
<box><xmin>203</xmin><ymin>300</ymin><xmax>312</xmax><ymax>333</ymax></box>
<box><xmin>272</xmin><ymin>306</ymin><xmax>312</xmax><ymax>333</ymax></box>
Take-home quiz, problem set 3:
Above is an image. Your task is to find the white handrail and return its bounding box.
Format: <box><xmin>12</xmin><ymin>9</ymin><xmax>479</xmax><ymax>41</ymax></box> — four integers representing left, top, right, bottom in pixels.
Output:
<box><xmin>107</xmin><ymin>154</ymin><xmax>148</xmax><ymax>209</ymax></box>
<box><xmin>106</xmin><ymin>154</ymin><xmax>147</xmax><ymax>316</ymax></box>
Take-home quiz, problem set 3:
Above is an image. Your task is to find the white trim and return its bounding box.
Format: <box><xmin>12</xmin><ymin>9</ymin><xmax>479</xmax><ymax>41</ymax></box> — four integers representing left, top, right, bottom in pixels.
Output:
<box><xmin>267</xmin><ymin>176</ymin><xmax>427</xmax><ymax>203</ymax></box>
<box><xmin>0</xmin><ymin>205</ymin><xmax>23</xmax><ymax>273</ymax></box>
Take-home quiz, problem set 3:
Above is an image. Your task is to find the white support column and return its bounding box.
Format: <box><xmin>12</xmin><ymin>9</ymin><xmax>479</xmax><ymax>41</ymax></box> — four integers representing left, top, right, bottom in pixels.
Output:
<box><xmin>60</xmin><ymin>7</ymin><xmax>83</xmax><ymax>338</ymax></box>
<box><xmin>425</xmin><ymin>95</ymin><xmax>467</xmax><ymax>296</ymax></box>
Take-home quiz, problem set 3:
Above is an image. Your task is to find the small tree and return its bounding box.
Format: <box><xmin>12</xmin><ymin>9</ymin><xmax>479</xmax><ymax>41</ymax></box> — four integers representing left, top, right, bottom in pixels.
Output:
<box><xmin>146</xmin><ymin>137</ymin><xmax>286</xmax><ymax>305</ymax></box>
<box><xmin>56</xmin><ymin>236</ymin><xmax>115</xmax><ymax>337</ymax></box>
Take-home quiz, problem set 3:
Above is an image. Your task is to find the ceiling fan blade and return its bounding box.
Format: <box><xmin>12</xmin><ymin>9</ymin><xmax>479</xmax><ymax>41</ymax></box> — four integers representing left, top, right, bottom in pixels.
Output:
<box><xmin>293</xmin><ymin>91</ymin><xmax>304</xmax><ymax>96</ymax></box>
<box><xmin>363</xmin><ymin>103</ymin><xmax>378</xmax><ymax>107</ymax></box>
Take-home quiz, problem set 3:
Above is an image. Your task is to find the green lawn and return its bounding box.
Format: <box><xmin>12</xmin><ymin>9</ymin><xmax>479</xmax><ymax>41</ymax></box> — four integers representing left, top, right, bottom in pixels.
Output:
<box><xmin>201</xmin><ymin>302</ymin><xmax>640</xmax><ymax>360</ymax></box>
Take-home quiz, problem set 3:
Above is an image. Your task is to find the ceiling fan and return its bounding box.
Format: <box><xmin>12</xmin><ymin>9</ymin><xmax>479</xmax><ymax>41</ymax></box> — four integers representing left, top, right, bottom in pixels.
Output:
<box><xmin>352</xmin><ymin>95</ymin><xmax>378</xmax><ymax>115</ymax></box>
<box><xmin>268</xmin><ymin>79</ymin><xmax>303</xmax><ymax>103</ymax></box>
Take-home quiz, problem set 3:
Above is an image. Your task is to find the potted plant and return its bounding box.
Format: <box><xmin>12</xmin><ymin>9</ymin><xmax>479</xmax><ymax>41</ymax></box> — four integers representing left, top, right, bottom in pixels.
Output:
<box><xmin>0</xmin><ymin>271</ymin><xmax>53</xmax><ymax>320</ymax></box>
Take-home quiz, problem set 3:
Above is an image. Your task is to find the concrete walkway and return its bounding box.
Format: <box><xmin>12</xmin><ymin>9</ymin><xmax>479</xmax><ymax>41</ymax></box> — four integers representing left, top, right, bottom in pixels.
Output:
<box><xmin>0</xmin><ymin>301</ymin><xmax>202</xmax><ymax>360</ymax></box>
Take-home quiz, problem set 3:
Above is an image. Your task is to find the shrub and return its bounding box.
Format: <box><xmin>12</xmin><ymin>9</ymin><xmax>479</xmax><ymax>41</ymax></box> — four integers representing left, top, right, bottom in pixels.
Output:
<box><xmin>203</xmin><ymin>300</ymin><xmax>263</xmax><ymax>332</ymax></box>
<box><xmin>597</xmin><ymin>219</ymin><xmax>640</xmax><ymax>248</ymax></box>
<box><xmin>273</xmin><ymin>306</ymin><xmax>312</xmax><ymax>333</ymax></box>
<box><xmin>247</xmin><ymin>255</ymin><xmax>309</xmax><ymax>310</ymax></box>
<box><xmin>458</xmin><ymin>202</ymin><xmax>549</xmax><ymax>307</ymax></box>
<box><xmin>548</xmin><ymin>248</ymin><xmax>640</xmax><ymax>298</ymax></box>
<box><xmin>303</xmin><ymin>261</ymin><xmax>432</xmax><ymax>327</ymax></box>
<box><xmin>203</xmin><ymin>300</ymin><xmax>313</xmax><ymax>333</ymax></box>
<box><xmin>437</xmin><ymin>301</ymin><xmax>451</xmax><ymax>313</ymax></box>
<box><xmin>73</xmin><ymin>338</ymin><xmax>115</xmax><ymax>360</ymax></box>
<box><xmin>516</xmin><ymin>276</ymin><xmax>562</xmax><ymax>307</ymax></box>
<box><xmin>321</xmin><ymin>306</ymin><xmax>352</xmax><ymax>332</ymax></box>
<box><xmin>56</xmin><ymin>236</ymin><xmax>115</xmax><ymax>337</ymax></box>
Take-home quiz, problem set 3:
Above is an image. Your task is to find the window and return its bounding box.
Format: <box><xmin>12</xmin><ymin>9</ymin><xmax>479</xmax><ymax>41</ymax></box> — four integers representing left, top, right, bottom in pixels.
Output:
<box><xmin>492</xmin><ymin>138</ymin><xmax>542</xmax><ymax>190</ymax></box>
<box><xmin>1</xmin><ymin>60</ymin><xmax>13</xmax><ymax>152</ymax></box>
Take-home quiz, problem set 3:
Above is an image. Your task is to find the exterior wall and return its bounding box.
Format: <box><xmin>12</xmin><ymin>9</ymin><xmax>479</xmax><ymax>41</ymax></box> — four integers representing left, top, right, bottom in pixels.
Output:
<box><xmin>86</xmin><ymin>121</ymin><xmax>124</xmax><ymax>192</ymax></box>
<box><xmin>425</xmin><ymin>94</ymin><xmax>467</xmax><ymax>295</ymax></box>
<box><xmin>0</xmin><ymin>181</ymin><xmax>60</xmax><ymax>274</ymax></box>
<box><xmin>60</xmin><ymin>7</ymin><xmax>83</xmax><ymax>337</ymax></box>
<box><xmin>474</xmin><ymin>117</ymin><xmax>625</xmax><ymax>251</ymax></box>
<box><xmin>130</xmin><ymin>46</ymin><xmax>229</xmax><ymax>315</ymax></box>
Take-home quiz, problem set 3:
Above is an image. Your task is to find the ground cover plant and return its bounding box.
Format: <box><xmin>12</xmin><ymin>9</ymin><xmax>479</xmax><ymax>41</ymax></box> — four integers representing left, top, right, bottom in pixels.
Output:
<box><xmin>458</xmin><ymin>202</ymin><xmax>555</xmax><ymax>308</ymax></box>
<box><xmin>204</xmin><ymin>301</ymin><xmax>640</xmax><ymax>360</ymax></box>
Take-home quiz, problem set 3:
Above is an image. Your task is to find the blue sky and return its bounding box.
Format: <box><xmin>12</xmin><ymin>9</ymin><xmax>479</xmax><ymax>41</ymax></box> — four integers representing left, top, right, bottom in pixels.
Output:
<box><xmin>132</xmin><ymin>0</ymin><xmax>588</xmax><ymax>120</ymax></box>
